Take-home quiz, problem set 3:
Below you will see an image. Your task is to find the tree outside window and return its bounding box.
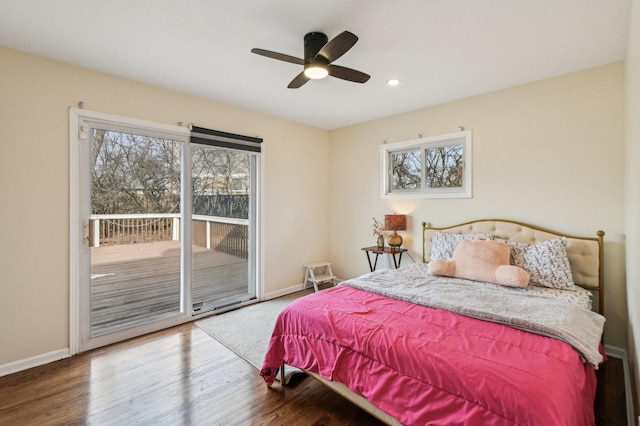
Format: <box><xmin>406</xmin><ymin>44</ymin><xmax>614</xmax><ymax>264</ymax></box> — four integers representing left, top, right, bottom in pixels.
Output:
<box><xmin>391</xmin><ymin>149</ymin><xmax>420</xmax><ymax>190</ymax></box>
<box><xmin>424</xmin><ymin>144</ymin><xmax>463</xmax><ymax>188</ymax></box>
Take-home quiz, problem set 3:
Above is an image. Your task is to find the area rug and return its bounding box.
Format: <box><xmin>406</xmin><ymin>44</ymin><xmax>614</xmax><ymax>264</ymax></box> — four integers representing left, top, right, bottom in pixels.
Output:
<box><xmin>195</xmin><ymin>289</ymin><xmax>313</xmax><ymax>383</ymax></box>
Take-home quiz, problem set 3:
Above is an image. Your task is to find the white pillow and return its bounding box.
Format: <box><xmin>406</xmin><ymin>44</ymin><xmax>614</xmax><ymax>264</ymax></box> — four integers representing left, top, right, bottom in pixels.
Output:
<box><xmin>430</xmin><ymin>232</ymin><xmax>494</xmax><ymax>261</ymax></box>
<box><xmin>508</xmin><ymin>237</ymin><xmax>576</xmax><ymax>290</ymax></box>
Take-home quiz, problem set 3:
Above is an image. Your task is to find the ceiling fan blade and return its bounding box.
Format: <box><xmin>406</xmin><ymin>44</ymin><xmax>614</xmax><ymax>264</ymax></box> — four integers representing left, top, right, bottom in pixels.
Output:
<box><xmin>251</xmin><ymin>48</ymin><xmax>305</xmax><ymax>65</ymax></box>
<box><xmin>287</xmin><ymin>72</ymin><xmax>310</xmax><ymax>89</ymax></box>
<box><xmin>327</xmin><ymin>64</ymin><xmax>370</xmax><ymax>83</ymax></box>
<box><xmin>317</xmin><ymin>31</ymin><xmax>358</xmax><ymax>63</ymax></box>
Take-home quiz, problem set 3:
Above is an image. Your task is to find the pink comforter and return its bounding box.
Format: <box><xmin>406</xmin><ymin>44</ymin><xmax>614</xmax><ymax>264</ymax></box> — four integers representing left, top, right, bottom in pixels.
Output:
<box><xmin>260</xmin><ymin>285</ymin><xmax>597</xmax><ymax>426</ymax></box>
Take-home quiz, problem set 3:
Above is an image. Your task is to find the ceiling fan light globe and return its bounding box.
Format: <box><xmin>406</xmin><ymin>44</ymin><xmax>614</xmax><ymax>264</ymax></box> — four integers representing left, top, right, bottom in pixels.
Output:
<box><xmin>304</xmin><ymin>65</ymin><xmax>328</xmax><ymax>79</ymax></box>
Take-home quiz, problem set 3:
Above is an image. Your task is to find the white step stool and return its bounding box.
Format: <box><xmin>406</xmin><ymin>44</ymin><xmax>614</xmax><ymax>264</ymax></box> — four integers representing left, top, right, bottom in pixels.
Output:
<box><xmin>303</xmin><ymin>262</ymin><xmax>336</xmax><ymax>292</ymax></box>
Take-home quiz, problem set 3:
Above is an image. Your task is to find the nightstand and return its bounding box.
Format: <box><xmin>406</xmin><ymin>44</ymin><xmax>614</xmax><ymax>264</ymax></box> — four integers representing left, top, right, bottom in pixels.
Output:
<box><xmin>361</xmin><ymin>246</ymin><xmax>408</xmax><ymax>272</ymax></box>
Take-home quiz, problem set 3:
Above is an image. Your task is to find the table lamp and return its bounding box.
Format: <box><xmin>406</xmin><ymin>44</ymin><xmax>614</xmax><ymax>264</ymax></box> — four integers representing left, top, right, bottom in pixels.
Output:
<box><xmin>385</xmin><ymin>214</ymin><xmax>406</xmax><ymax>249</ymax></box>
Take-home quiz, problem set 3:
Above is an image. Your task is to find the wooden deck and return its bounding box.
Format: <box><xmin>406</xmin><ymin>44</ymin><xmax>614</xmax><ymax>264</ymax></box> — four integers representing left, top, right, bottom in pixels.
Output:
<box><xmin>91</xmin><ymin>241</ymin><xmax>248</xmax><ymax>336</ymax></box>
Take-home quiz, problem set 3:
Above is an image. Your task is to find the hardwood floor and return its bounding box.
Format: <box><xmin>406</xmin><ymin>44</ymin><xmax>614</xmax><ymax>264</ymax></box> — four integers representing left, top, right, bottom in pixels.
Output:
<box><xmin>595</xmin><ymin>355</ymin><xmax>629</xmax><ymax>426</ymax></box>
<box><xmin>0</xmin><ymin>323</ymin><xmax>627</xmax><ymax>425</ymax></box>
<box><xmin>0</xmin><ymin>324</ymin><xmax>383</xmax><ymax>425</ymax></box>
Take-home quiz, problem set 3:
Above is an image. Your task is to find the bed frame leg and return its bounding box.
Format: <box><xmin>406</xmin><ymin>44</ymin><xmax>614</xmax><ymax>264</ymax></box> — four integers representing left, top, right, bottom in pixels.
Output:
<box><xmin>280</xmin><ymin>363</ymin><xmax>285</xmax><ymax>387</ymax></box>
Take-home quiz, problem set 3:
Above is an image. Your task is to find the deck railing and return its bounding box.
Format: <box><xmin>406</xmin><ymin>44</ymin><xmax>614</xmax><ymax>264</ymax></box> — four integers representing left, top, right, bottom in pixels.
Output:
<box><xmin>90</xmin><ymin>213</ymin><xmax>249</xmax><ymax>259</ymax></box>
<box><xmin>192</xmin><ymin>214</ymin><xmax>249</xmax><ymax>259</ymax></box>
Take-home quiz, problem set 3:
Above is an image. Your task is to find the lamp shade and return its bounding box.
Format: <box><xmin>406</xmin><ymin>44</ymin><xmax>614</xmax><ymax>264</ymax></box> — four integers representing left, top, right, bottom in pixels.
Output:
<box><xmin>384</xmin><ymin>214</ymin><xmax>406</xmax><ymax>231</ymax></box>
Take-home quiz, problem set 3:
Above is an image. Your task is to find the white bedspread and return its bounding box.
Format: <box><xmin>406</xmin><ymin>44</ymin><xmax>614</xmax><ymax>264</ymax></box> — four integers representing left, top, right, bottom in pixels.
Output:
<box><xmin>342</xmin><ymin>263</ymin><xmax>605</xmax><ymax>367</ymax></box>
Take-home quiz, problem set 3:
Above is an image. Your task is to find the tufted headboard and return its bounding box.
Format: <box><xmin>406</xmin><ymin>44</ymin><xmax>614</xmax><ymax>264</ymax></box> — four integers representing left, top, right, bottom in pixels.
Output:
<box><xmin>422</xmin><ymin>219</ymin><xmax>605</xmax><ymax>315</ymax></box>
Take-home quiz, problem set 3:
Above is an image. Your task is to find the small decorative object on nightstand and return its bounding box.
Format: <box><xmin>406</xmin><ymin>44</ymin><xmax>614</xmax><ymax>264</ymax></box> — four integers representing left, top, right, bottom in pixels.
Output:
<box><xmin>303</xmin><ymin>262</ymin><xmax>336</xmax><ymax>292</ymax></box>
<box><xmin>372</xmin><ymin>217</ymin><xmax>385</xmax><ymax>248</ymax></box>
<box><xmin>385</xmin><ymin>214</ymin><xmax>406</xmax><ymax>249</ymax></box>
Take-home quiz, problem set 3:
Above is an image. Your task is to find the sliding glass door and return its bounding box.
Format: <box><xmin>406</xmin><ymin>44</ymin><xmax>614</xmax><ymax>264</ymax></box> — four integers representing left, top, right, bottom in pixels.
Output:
<box><xmin>74</xmin><ymin>110</ymin><xmax>260</xmax><ymax>352</ymax></box>
<box><xmin>85</xmin><ymin>124</ymin><xmax>186</xmax><ymax>341</ymax></box>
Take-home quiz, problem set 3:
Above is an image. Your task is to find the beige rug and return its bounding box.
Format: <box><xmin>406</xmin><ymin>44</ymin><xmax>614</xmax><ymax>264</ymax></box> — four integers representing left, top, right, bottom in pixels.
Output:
<box><xmin>195</xmin><ymin>289</ymin><xmax>313</xmax><ymax>383</ymax></box>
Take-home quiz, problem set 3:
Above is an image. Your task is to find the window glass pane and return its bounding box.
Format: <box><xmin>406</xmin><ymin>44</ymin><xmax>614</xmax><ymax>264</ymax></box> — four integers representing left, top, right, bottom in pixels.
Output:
<box><xmin>92</xmin><ymin>130</ymin><xmax>182</xmax><ymax>216</ymax></box>
<box><xmin>424</xmin><ymin>144</ymin><xmax>463</xmax><ymax>188</ymax></box>
<box><xmin>390</xmin><ymin>149</ymin><xmax>421</xmax><ymax>190</ymax></box>
<box><xmin>191</xmin><ymin>145</ymin><xmax>253</xmax><ymax>313</ymax></box>
<box><xmin>90</xmin><ymin>129</ymin><xmax>183</xmax><ymax>337</ymax></box>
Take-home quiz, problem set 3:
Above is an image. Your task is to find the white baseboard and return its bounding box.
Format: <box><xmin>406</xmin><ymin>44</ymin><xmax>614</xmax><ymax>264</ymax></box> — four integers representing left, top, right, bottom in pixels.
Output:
<box><xmin>264</xmin><ymin>283</ymin><xmax>305</xmax><ymax>300</ymax></box>
<box><xmin>605</xmin><ymin>344</ymin><xmax>628</xmax><ymax>360</ymax></box>
<box><xmin>604</xmin><ymin>344</ymin><xmax>635</xmax><ymax>426</ymax></box>
<box><xmin>0</xmin><ymin>348</ymin><xmax>70</xmax><ymax>378</ymax></box>
<box><xmin>263</xmin><ymin>279</ymin><xmax>343</xmax><ymax>301</ymax></box>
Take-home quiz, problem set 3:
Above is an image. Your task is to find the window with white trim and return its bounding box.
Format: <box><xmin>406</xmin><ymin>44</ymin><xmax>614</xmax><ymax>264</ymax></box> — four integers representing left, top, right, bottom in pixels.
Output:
<box><xmin>381</xmin><ymin>130</ymin><xmax>472</xmax><ymax>198</ymax></box>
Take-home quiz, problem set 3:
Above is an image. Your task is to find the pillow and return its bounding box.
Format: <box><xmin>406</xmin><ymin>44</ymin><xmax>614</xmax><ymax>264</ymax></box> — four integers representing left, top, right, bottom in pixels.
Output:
<box><xmin>429</xmin><ymin>238</ymin><xmax>530</xmax><ymax>288</ymax></box>
<box><xmin>430</xmin><ymin>232</ymin><xmax>494</xmax><ymax>261</ymax></box>
<box><xmin>508</xmin><ymin>237</ymin><xmax>575</xmax><ymax>290</ymax></box>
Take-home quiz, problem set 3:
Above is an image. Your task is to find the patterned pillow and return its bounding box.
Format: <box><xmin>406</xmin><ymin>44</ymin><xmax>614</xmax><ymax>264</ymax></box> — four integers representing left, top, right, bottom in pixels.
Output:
<box><xmin>508</xmin><ymin>237</ymin><xmax>576</xmax><ymax>290</ymax></box>
<box><xmin>430</xmin><ymin>232</ymin><xmax>494</xmax><ymax>260</ymax></box>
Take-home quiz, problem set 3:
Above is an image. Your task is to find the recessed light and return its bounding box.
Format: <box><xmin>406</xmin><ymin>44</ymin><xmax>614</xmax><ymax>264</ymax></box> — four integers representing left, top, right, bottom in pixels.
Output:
<box><xmin>387</xmin><ymin>79</ymin><xmax>400</xmax><ymax>87</ymax></box>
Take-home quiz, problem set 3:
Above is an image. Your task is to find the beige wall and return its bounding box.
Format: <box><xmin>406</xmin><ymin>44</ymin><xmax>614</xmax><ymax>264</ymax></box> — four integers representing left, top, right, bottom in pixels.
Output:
<box><xmin>0</xmin><ymin>46</ymin><xmax>330</xmax><ymax>366</ymax></box>
<box><xmin>0</xmin><ymin>43</ymin><xmax>631</xmax><ymax>374</ymax></box>
<box><xmin>329</xmin><ymin>63</ymin><xmax>627</xmax><ymax>349</ymax></box>
<box><xmin>625</xmin><ymin>0</ymin><xmax>640</xmax><ymax>412</ymax></box>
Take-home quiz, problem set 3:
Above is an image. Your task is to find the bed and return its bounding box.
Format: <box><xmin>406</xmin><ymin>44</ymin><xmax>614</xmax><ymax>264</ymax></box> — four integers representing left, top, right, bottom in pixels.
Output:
<box><xmin>260</xmin><ymin>219</ymin><xmax>606</xmax><ymax>425</ymax></box>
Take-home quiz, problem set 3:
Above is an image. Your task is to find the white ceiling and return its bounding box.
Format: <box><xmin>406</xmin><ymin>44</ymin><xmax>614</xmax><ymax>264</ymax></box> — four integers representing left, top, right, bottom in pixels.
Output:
<box><xmin>0</xmin><ymin>0</ymin><xmax>631</xmax><ymax>130</ymax></box>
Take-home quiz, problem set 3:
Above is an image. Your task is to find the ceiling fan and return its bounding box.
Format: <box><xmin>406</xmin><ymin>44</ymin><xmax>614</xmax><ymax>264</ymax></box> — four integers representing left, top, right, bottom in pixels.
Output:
<box><xmin>251</xmin><ymin>31</ymin><xmax>370</xmax><ymax>89</ymax></box>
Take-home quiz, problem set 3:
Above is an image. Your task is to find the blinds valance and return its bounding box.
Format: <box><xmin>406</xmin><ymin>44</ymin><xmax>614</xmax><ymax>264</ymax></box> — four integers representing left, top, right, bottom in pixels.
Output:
<box><xmin>190</xmin><ymin>125</ymin><xmax>262</xmax><ymax>152</ymax></box>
